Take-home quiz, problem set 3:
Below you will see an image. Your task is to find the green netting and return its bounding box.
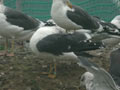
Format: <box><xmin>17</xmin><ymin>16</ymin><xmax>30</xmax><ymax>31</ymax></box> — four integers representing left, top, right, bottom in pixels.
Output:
<box><xmin>4</xmin><ymin>0</ymin><xmax>120</xmax><ymax>21</ymax></box>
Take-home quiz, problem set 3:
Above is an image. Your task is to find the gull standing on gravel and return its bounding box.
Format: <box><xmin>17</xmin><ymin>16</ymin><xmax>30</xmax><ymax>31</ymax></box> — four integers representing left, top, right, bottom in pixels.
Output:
<box><xmin>29</xmin><ymin>26</ymin><xmax>104</xmax><ymax>78</ymax></box>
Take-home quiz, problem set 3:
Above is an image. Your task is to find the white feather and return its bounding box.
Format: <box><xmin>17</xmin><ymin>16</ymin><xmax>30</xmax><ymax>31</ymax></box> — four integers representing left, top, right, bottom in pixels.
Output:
<box><xmin>111</xmin><ymin>15</ymin><xmax>120</xmax><ymax>29</ymax></box>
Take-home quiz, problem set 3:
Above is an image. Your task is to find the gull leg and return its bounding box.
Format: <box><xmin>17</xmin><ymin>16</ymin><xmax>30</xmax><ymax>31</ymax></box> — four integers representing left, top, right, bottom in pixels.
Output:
<box><xmin>7</xmin><ymin>39</ymin><xmax>15</xmax><ymax>56</ymax></box>
<box><xmin>5</xmin><ymin>38</ymin><xmax>8</xmax><ymax>54</ymax></box>
<box><xmin>0</xmin><ymin>38</ymin><xmax>8</xmax><ymax>56</ymax></box>
<box><xmin>48</xmin><ymin>59</ymin><xmax>57</xmax><ymax>79</ymax></box>
<box><xmin>54</xmin><ymin>61</ymin><xmax>57</xmax><ymax>76</ymax></box>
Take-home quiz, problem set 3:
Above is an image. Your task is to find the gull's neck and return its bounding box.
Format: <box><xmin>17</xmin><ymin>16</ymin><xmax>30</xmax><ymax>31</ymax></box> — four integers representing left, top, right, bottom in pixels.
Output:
<box><xmin>51</xmin><ymin>0</ymin><xmax>66</xmax><ymax>12</ymax></box>
<box><xmin>53</xmin><ymin>0</ymin><xmax>63</xmax><ymax>3</ymax></box>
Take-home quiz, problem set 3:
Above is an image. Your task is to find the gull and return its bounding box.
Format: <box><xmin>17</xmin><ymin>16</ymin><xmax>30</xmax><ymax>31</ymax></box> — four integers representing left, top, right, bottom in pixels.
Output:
<box><xmin>0</xmin><ymin>0</ymin><xmax>45</xmax><ymax>56</ymax></box>
<box><xmin>29</xmin><ymin>26</ymin><xmax>104</xmax><ymax>78</ymax></box>
<box><xmin>77</xmin><ymin>56</ymin><xmax>119</xmax><ymax>90</ymax></box>
<box><xmin>51</xmin><ymin>0</ymin><xmax>103</xmax><ymax>32</ymax></box>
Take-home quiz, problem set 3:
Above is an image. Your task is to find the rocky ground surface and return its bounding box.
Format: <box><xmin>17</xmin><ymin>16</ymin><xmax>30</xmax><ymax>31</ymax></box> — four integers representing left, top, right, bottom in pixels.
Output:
<box><xmin>0</xmin><ymin>38</ymin><xmax>119</xmax><ymax>90</ymax></box>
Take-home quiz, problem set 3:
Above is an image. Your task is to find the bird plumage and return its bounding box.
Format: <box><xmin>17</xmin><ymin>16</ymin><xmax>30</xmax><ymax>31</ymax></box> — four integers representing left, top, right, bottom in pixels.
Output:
<box><xmin>66</xmin><ymin>5</ymin><xmax>100</xmax><ymax>30</ymax></box>
<box><xmin>30</xmin><ymin>26</ymin><xmax>104</xmax><ymax>56</ymax></box>
<box><xmin>77</xmin><ymin>56</ymin><xmax>119</xmax><ymax>90</ymax></box>
<box><xmin>51</xmin><ymin>0</ymin><xmax>103</xmax><ymax>32</ymax></box>
<box><xmin>0</xmin><ymin>3</ymin><xmax>40</xmax><ymax>40</ymax></box>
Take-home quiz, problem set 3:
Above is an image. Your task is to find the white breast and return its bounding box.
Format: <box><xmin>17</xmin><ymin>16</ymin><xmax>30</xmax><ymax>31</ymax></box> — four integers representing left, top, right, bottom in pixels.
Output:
<box><xmin>51</xmin><ymin>2</ymin><xmax>82</xmax><ymax>30</ymax></box>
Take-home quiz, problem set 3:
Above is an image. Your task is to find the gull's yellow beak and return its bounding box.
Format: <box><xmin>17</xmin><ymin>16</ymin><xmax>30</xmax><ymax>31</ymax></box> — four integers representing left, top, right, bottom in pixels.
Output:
<box><xmin>66</xmin><ymin>1</ymin><xmax>72</xmax><ymax>8</ymax></box>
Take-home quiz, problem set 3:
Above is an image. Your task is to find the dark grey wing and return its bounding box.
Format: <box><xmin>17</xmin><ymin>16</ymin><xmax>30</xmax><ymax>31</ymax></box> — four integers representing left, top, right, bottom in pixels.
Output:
<box><xmin>109</xmin><ymin>48</ymin><xmax>120</xmax><ymax>86</ymax></box>
<box><xmin>77</xmin><ymin>56</ymin><xmax>118</xmax><ymax>90</ymax></box>
<box><xmin>36</xmin><ymin>34</ymin><xmax>71</xmax><ymax>55</ymax></box>
<box><xmin>67</xmin><ymin>5</ymin><xmax>99</xmax><ymax>30</ymax></box>
<box><xmin>36</xmin><ymin>33</ymin><xmax>104</xmax><ymax>55</ymax></box>
<box><xmin>4</xmin><ymin>7</ymin><xmax>40</xmax><ymax>30</ymax></box>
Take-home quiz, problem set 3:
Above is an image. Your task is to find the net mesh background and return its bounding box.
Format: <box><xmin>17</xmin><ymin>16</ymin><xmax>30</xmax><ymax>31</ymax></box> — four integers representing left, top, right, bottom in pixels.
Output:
<box><xmin>4</xmin><ymin>0</ymin><xmax>120</xmax><ymax>21</ymax></box>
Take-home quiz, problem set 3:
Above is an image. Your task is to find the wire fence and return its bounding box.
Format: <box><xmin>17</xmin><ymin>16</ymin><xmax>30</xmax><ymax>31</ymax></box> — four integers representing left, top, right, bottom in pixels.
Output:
<box><xmin>4</xmin><ymin>0</ymin><xmax>120</xmax><ymax>21</ymax></box>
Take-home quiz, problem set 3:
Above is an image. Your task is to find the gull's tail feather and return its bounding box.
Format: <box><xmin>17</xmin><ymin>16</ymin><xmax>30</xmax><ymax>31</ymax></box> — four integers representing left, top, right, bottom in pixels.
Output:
<box><xmin>99</xmin><ymin>22</ymin><xmax>120</xmax><ymax>38</ymax></box>
<box><xmin>71</xmin><ymin>40</ymin><xmax>105</xmax><ymax>52</ymax></box>
<box><xmin>77</xmin><ymin>56</ymin><xmax>99</xmax><ymax>71</ymax></box>
<box><xmin>93</xmin><ymin>15</ymin><xmax>120</xmax><ymax>38</ymax></box>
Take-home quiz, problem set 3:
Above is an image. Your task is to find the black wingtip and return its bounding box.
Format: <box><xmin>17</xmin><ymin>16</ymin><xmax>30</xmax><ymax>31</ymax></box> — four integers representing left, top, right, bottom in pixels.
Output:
<box><xmin>102</xmin><ymin>23</ymin><xmax>120</xmax><ymax>37</ymax></box>
<box><xmin>77</xmin><ymin>40</ymin><xmax>105</xmax><ymax>51</ymax></box>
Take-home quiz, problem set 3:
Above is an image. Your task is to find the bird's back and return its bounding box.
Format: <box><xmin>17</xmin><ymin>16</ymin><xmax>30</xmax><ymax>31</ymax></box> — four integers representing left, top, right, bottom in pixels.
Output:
<box><xmin>67</xmin><ymin>5</ymin><xmax>100</xmax><ymax>30</ymax></box>
<box><xmin>4</xmin><ymin>6</ymin><xmax>40</xmax><ymax>30</ymax></box>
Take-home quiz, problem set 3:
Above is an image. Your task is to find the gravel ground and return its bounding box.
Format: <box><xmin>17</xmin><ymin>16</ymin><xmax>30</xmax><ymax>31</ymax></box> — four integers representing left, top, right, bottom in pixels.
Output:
<box><xmin>0</xmin><ymin>38</ymin><xmax>119</xmax><ymax>90</ymax></box>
